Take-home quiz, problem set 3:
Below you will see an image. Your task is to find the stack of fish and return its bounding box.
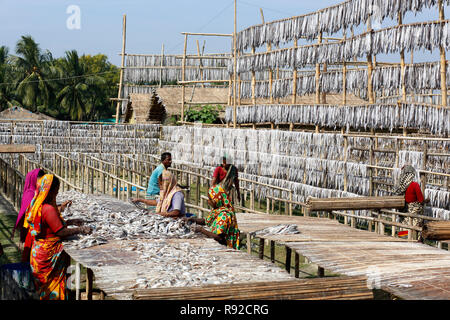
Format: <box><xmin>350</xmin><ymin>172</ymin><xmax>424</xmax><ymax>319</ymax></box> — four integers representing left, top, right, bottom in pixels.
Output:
<box><xmin>122</xmin><ymin>240</ymin><xmax>236</xmax><ymax>289</ymax></box>
<box><xmin>254</xmin><ymin>224</ymin><xmax>300</xmax><ymax>237</ymax></box>
<box><xmin>235</xmin><ymin>0</ymin><xmax>446</xmax><ymax>52</ymax></box>
<box><xmin>57</xmin><ymin>190</ymin><xmax>199</xmax><ymax>250</ymax></box>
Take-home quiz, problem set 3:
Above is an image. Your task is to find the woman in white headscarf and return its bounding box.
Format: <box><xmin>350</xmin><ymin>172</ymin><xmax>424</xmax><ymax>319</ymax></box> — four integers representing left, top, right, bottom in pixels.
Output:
<box><xmin>394</xmin><ymin>165</ymin><xmax>426</xmax><ymax>241</ymax></box>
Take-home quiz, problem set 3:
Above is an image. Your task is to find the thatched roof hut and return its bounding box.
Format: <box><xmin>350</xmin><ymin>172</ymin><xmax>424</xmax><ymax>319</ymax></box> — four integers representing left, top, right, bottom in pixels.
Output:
<box><xmin>0</xmin><ymin>106</ymin><xmax>55</xmax><ymax>121</ymax></box>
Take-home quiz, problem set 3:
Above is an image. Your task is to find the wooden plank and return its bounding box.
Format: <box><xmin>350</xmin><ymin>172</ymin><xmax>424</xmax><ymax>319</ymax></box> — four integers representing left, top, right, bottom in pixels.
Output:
<box><xmin>0</xmin><ymin>144</ymin><xmax>35</xmax><ymax>153</ymax></box>
<box><xmin>132</xmin><ymin>276</ymin><xmax>373</xmax><ymax>300</ymax></box>
<box><xmin>306</xmin><ymin>196</ymin><xmax>405</xmax><ymax>211</ymax></box>
<box><xmin>65</xmin><ymin>238</ymin><xmax>294</xmax><ymax>300</ymax></box>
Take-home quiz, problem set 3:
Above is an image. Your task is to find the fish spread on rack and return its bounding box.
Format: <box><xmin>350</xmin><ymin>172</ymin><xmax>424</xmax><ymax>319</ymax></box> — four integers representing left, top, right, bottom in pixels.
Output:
<box><xmin>57</xmin><ymin>190</ymin><xmax>200</xmax><ymax>250</ymax></box>
<box><xmin>253</xmin><ymin>224</ymin><xmax>300</xmax><ymax>237</ymax></box>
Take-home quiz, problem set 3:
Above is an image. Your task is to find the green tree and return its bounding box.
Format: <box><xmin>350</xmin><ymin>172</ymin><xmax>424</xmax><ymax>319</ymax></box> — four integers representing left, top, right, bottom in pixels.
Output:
<box><xmin>54</xmin><ymin>50</ymin><xmax>95</xmax><ymax>121</ymax></box>
<box><xmin>80</xmin><ymin>54</ymin><xmax>119</xmax><ymax>121</ymax></box>
<box><xmin>185</xmin><ymin>104</ymin><xmax>223</xmax><ymax>124</ymax></box>
<box><xmin>0</xmin><ymin>46</ymin><xmax>20</xmax><ymax>110</ymax></box>
<box><xmin>13</xmin><ymin>35</ymin><xmax>53</xmax><ymax>112</ymax></box>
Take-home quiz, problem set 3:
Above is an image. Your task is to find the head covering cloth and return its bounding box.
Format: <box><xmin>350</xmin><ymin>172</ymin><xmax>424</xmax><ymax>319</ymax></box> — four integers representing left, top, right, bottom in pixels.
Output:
<box><xmin>205</xmin><ymin>185</ymin><xmax>240</xmax><ymax>249</ymax></box>
<box><xmin>156</xmin><ymin>169</ymin><xmax>183</xmax><ymax>214</ymax></box>
<box><xmin>14</xmin><ymin>168</ymin><xmax>41</xmax><ymax>231</ymax></box>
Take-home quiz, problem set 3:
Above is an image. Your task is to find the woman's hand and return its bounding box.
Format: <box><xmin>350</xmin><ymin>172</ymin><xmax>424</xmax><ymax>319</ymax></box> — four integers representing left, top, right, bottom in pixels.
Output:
<box><xmin>131</xmin><ymin>198</ymin><xmax>142</xmax><ymax>203</ymax></box>
<box><xmin>181</xmin><ymin>216</ymin><xmax>193</xmax><ymax>223</ymax></box>
<box><xmin>60</xmin><ymin>200</ymin><xmax>72</xmax><ymax>212</ymax></box>
<box><xmin>67</xmin><ymin>219</ymin><xmax>84</xmax><ymax>226</ymax></box>
<box><xmin>192</xmin><ymin>225</ymin><xmax>204</xmax><ymax>233</ymax></box>
<box><xmin>79</xmin><ymin>226</ymin><xmax>93</xmax><ymax>235</ymax></box>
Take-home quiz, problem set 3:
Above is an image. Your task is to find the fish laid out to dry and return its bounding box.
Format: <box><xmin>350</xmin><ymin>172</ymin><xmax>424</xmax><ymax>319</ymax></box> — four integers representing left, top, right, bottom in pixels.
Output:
<box><xmin>253</xmin><ymin>224</ymin><xmax>300</xmax><ymax>237</ymax></box>
<box><xmin>120</xmin><ymin>239</ymin><xmax>236</xmax><ymax>289</ymax></box>
<box><xmin>57</xmin><ymin>190</ymin><xmax>200</xmax><ymax>250</ymax></box>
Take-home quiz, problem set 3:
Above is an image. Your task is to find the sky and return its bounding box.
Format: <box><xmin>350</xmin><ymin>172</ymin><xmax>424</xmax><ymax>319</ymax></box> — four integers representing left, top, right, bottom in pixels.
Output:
<box><xmin>0</xmin><ymin>0</ymin><xmax>448</xmax><ymax>66</ymax></box>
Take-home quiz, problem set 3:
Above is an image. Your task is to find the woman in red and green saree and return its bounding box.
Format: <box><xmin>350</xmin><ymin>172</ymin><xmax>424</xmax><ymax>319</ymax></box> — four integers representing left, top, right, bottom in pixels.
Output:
<box><xmin>185</xmin><ymin>185</ymin><xmax>240</xmax><ymax>249</ymax></box>
<box><xmin>26</xmin><ymin>174</ymin><xmax>92</xmax><ymax>300</ymax></box>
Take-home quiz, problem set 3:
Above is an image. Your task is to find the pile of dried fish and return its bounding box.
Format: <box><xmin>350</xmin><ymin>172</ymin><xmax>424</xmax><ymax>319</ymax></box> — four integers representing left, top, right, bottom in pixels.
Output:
<box><xmin>57</xmin><ymin>190</ymin><xmax>199</xmax><ymax>250</ymax></box>
<box><xmin>225</xmin><ymin>103</ymin><xmax>450</xmax><ymax>135</ymax></box>
<box><xmin>236</xmin><ymin>0</ymin><xmax>447</xmax><ymax>52</ymax></box>
<box><xmin>235</xmin><ymin>21</ymin><xmax>450</xmax><ymax>74</ymax></box>
<box><xmin>253</xmin><ymin>224</ymin><xmax>300</xmax><ymax>237</ymax></box>
<box><xmin>121</xmin><ymin>240</ymin><xmax>236</xmax><ymax>289</ymax></box>
<box><xmin>0</xmin><ymin>121</ymin><xmax>160</xmax><ymax>155</ymax></box>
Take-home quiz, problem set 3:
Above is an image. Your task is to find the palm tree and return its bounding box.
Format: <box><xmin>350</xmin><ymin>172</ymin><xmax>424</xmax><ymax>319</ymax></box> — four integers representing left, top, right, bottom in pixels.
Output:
<box><xmin>0</xmin><ymin>46</ymin><xmax>20</xmax><ymax>110</ymax></box>
<box><xmin>13</xmin><ymin>35</ymin><xmax>53</xmax><ymax>112</ymax></box>
<box><xmin>56</xmin><ymin>50</ymin><xmax>104</xmax><ymax>121</ymax></box>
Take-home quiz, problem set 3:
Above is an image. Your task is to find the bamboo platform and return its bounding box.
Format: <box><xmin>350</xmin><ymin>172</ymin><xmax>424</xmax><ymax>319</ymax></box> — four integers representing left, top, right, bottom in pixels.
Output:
<box><xmin>64</xmin><ymin>238</ymin><xmax>295</xmax><ymax>300</ymax></box>
<box><xmin>132</xmin><ymin>276</ymin><xmax>373</xmax><ymax>300</ymax></box>
<box><xmin>236</xmin><ymin>212</ymin><xmax>450</xmax><ymax>300</ymax></box>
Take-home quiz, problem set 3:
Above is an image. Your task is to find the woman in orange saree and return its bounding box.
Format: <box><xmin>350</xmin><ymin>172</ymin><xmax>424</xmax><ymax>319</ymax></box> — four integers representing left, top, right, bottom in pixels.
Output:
<box><xmin>27</xmin><ymin>174</ymin><xmax>91</xmax><ymax>300</ymax></box>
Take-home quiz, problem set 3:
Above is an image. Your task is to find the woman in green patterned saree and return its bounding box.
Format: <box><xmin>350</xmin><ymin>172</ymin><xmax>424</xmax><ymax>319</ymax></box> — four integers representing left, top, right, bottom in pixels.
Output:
<box><xmin>184</xmin><ymin>185</ymin><xmax>240</xmax><ymax>249</ymax></box>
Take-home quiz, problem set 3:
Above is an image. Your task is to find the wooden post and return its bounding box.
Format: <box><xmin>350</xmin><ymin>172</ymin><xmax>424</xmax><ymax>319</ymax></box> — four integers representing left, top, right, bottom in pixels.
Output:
<box><xmin>75</xmin><ymin>262</ymin><xmax>81</xmax><ymax>300</ymax></box>
<box><xmin>251</xmin><ymin>46</ymin><xmax>256</xmax><ymax>105</ymax></box>
<box><xmin>398</xmin><ymin>12</ymin><xmax>407</xmax><ymax>102</ymax></box>
<box><xmin>342</xmin><ymin>29</ymin><xmax>347</xmax><ymax>104</ymax></box>
<box><xmin>392</xmin><ymin>213</ymin><xmax>397</xmax><ymax>237</ymax></box>
<box><xmin>344</xmin><ymin>136</ymin><xmax>348</xmax><ymax>192</ymax></box>
<box><xmin>233</xmin><ymin>0</ymin><xmax>237</xmax><ymax>128</ymax></box>
<box><xmin>321</xmin><ymin>39</ymin><xmax>328</xmax><ymax>104</ymax></box>
<box><xmin>369</xmin><ymin>139</ymin><xmax>374</xmax><ymax>197</ymax></box>
<box><xmin>439</xmin><ymin>0</ymin><xmax>447</xmax><ymax>107</ymax></box>
<box><xmin>289</xmin><ymin>191</ymin><xmax>293</xmax><ymax>216</ymax></box>
<box><xmin>196</xmin><ymin>40</ymin><xmax>205</xmax><ymax>88</ymax></box>
<box><xmin>247</xmin><ymin>233</ymin><xmax>252</xmax><ymax>254</ymax></box>
<box><xmin>315</xmin><ymin>32</ymin><xmax>322</xmax><ymax>104</ymax></box>
<box><xmin>258</xmin><ymin>237</ymin><xmax>265</xmax><ymax>259</ymax></box>
<box><xmin>285</xmin><ymin>246</ymin><xmax>291</xmax><ymax>273</ymax></box>
<box><xmin>160</xmin><ymin>43</ymin><xmax>164</xmax><ymax>88</ymax></box>
<box><xmin>292</xmin><ymin>39</ymin><xmax>298</xmax><ymax>104</ymax></box>
<box><xmin>260</xmin><ymin>9</ymin><xmax>273</xmax><ymax>105</ymax></box>
<box><xmin>238</xmin><ymin>71</ymin><xmax>242</xmax><ymax>106</ymax></box>
<box><xmin>294</xmin><ymin>252</ymin><xmax>299</xmax><ymax>278</ymax></box>
<box><xmin>270</xmin><ymin>240</ymin><xmax>275</xmax><ymax>263</ymax></box>
<box><xmin>318</xmin><ymin>266</ymin><xmax>325</xmax><ymax>277</ymax></box>
<box><xmin>367</xmin><ymin>17</ymin><xmax>374</xmax><ymax>104</ymax></box>
<box><xmin>115</xmin><ymin>14</ymin><xmax>127</xmax><ymax>124</ymax></box>
<box><xmin>86</xmin><ymin>268</ymin><xmax>94</xmax><ymax>300</ymax></box>
<box><xmin>421</xmin><ymin>142</ymin><xmax>428</xmax><ymax>197</ymax></box>
<box><xmin>181</xmin><ymin>33</ymin><xmax>188</xmax><ymax>122</ymax></box>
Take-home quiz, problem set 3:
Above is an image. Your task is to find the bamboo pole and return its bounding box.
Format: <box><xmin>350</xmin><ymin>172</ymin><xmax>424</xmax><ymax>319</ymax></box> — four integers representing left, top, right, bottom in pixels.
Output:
<box><xmin>196</xmin><ymin>40</ymin><xmax>205</xmax><ymax>88</ymax></box>
<box><xmin>251</xmin><ymin>46</ymin><xmax>256</xmax><ymax>105</ymax></box>
<box><xmin>159</xmin><ymin>43</ymin><xmax>164</xmax><ymax>88</ymax></box>
<box><xmin>292</xmin><ymin>39</ymin><xmax>298</xmax><ymax>104</ymax></box>
<box><xmin>398</xmin><ymin>12</ymin><xmax>407</xmax><ymax>102</ymax></box>
<box><xmin>233</xmin><ymin>0</ymin><xmax>237</xmax><ymax>128</ymax></box>
<box><xmin>439</xmin><ymin>0</ymin><xmax>447</xmax><ymax>107</ymax></box>
<box><xmin>115</xmin><ymin>14</ymin><xmax>127</xmax><ymax>124</ymax></box>
<box><xmin>342</xmin><ymin>31</ymin><xmax>347</xmax><ymax>105</ymax></box>
<box><xmin>315</xmin><ymin>32</ymin><xmax>322</xmax><ymax>104</ymax></box>
<box><xmin>321</xmin><ymin>39</ymin><xmax>328</xmax><ymax>104</ymax></box>
<box><xmin>422</xmin><ymin>221</ymin><xmax>450</xmax><ymax>240</ymax></box>
<box><xmin>181</xmin><ymin>33</ymin><xmax>188</xmax><ymax>122</ymax></box>
<box><xmin>367</xmin><ymin>18</ymin><xmax>374</xmax><ymax>104</ymax></box>
<box><xmin>260</xmin><ymin>9</ymin><xmax>273</xmax><ymax>105</ymax></box>
<box><xmin>285</xmin><ymin>246</ymin><xmax>291</xmax><ymax>273</ymax></box>
<box><xmin>306</xmin><ymin>196</ymin><xmax>405</xmax><ymax>211</ymax></box>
